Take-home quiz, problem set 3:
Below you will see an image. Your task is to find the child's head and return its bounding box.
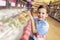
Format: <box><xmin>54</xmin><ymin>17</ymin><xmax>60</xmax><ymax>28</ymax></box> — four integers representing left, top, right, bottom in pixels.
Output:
<box><xmin>37</xmin><ymin>5</ymin><xmax>49</xmax><ymax>21</ymax></box>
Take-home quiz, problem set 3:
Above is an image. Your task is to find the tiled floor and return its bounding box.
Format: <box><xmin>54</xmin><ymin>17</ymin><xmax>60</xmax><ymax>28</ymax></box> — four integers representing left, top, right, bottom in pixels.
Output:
<box><xmin>46</xmin><ymin>17</ymin><xmax>60</xmax><ymax>40</ymax></box>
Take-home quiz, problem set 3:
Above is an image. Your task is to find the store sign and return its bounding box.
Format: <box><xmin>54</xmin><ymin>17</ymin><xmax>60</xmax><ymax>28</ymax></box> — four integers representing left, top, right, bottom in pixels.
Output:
<box><xmin>18</xmin><ymin>3</ymin><xmax>20</xmax><ymax>7</ymax></box>
<box><xmin>11</xmin><ymin>0</ymin><xmax>20</xmax><ymax>7</ymax></box>
<box><xmin>0</xmin><ymin>0</ymin><xmax>6</xmax><ymax>6</ymax></box>
<box><xmin>11</xmin><ymin>0</ymin><xmax>16</xmax><ymax>6</ymax></box>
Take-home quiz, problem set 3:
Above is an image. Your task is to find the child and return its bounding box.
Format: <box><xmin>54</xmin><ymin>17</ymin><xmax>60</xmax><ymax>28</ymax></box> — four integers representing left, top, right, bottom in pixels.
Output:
<box><xmin>28</xmin><ymin>5</ymin><xmax>49</xmax><ymax>40</ymax></box>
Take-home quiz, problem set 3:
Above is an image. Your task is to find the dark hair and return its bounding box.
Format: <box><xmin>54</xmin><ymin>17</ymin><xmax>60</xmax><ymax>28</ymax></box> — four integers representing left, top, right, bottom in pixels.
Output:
<box><xmin>37</xmin><ymin>5</ymin><xmax>44</xmax><ymax>10</ymax></box>
<box><xmin>37</xmin><ymin>5</ymin><xmax>50</xmax><ymax>13</ymax></box>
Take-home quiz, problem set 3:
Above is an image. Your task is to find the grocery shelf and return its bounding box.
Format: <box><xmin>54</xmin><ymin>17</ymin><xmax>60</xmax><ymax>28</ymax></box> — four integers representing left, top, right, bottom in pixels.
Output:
<box><xmin>49</xmin><ymin>15</ymin><xmax>60</xmax><ymax>22</ymax></box>
<box><xmin>49</xmin><ymin>1</ymin><xmax>60</xmax><ymax>22</ymax></box>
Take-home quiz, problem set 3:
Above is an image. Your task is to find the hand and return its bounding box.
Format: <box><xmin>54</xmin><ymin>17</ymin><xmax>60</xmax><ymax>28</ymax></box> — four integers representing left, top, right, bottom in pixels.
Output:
<box><xmin>33</xmin><ymin>33</ymin><xmax>37</xmax><ymax>37</ymax></box>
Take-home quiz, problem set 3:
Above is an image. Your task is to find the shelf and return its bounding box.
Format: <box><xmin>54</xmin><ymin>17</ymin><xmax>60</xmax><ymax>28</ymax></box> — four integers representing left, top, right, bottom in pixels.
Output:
<box><xmin>49</xmin><ymin>15</ymin><xmax>60</xmax><ymax>22</ymax></box>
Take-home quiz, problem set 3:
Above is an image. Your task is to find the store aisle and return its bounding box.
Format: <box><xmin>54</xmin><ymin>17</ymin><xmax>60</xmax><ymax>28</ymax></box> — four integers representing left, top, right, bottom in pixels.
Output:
<box><xmin>46</xmin><ymin>17</ymin><xmax>60</xmax><ymax>40</ymax></box>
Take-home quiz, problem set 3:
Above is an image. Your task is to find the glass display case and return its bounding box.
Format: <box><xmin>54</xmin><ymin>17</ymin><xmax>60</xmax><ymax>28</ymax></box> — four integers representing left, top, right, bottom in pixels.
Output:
<box><xmin>0</xmin><ymin>7</ymin><xmax>30</xmax><ymax>40</ymax></box>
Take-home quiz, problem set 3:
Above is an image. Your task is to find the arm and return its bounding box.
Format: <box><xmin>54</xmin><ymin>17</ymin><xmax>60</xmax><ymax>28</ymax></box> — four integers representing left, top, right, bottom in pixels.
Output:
<box><xmin>27</xmin><ymin>11</ymin><xmax>37</xmax><ymax>33</ymax></box>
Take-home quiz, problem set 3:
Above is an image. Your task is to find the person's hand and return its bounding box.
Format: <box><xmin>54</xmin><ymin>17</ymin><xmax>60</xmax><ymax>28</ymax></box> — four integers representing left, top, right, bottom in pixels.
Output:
<box><xmin>33</xmin><ymin>33</ymin><xmax>37</xmax><ymax>37</ymax></box>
